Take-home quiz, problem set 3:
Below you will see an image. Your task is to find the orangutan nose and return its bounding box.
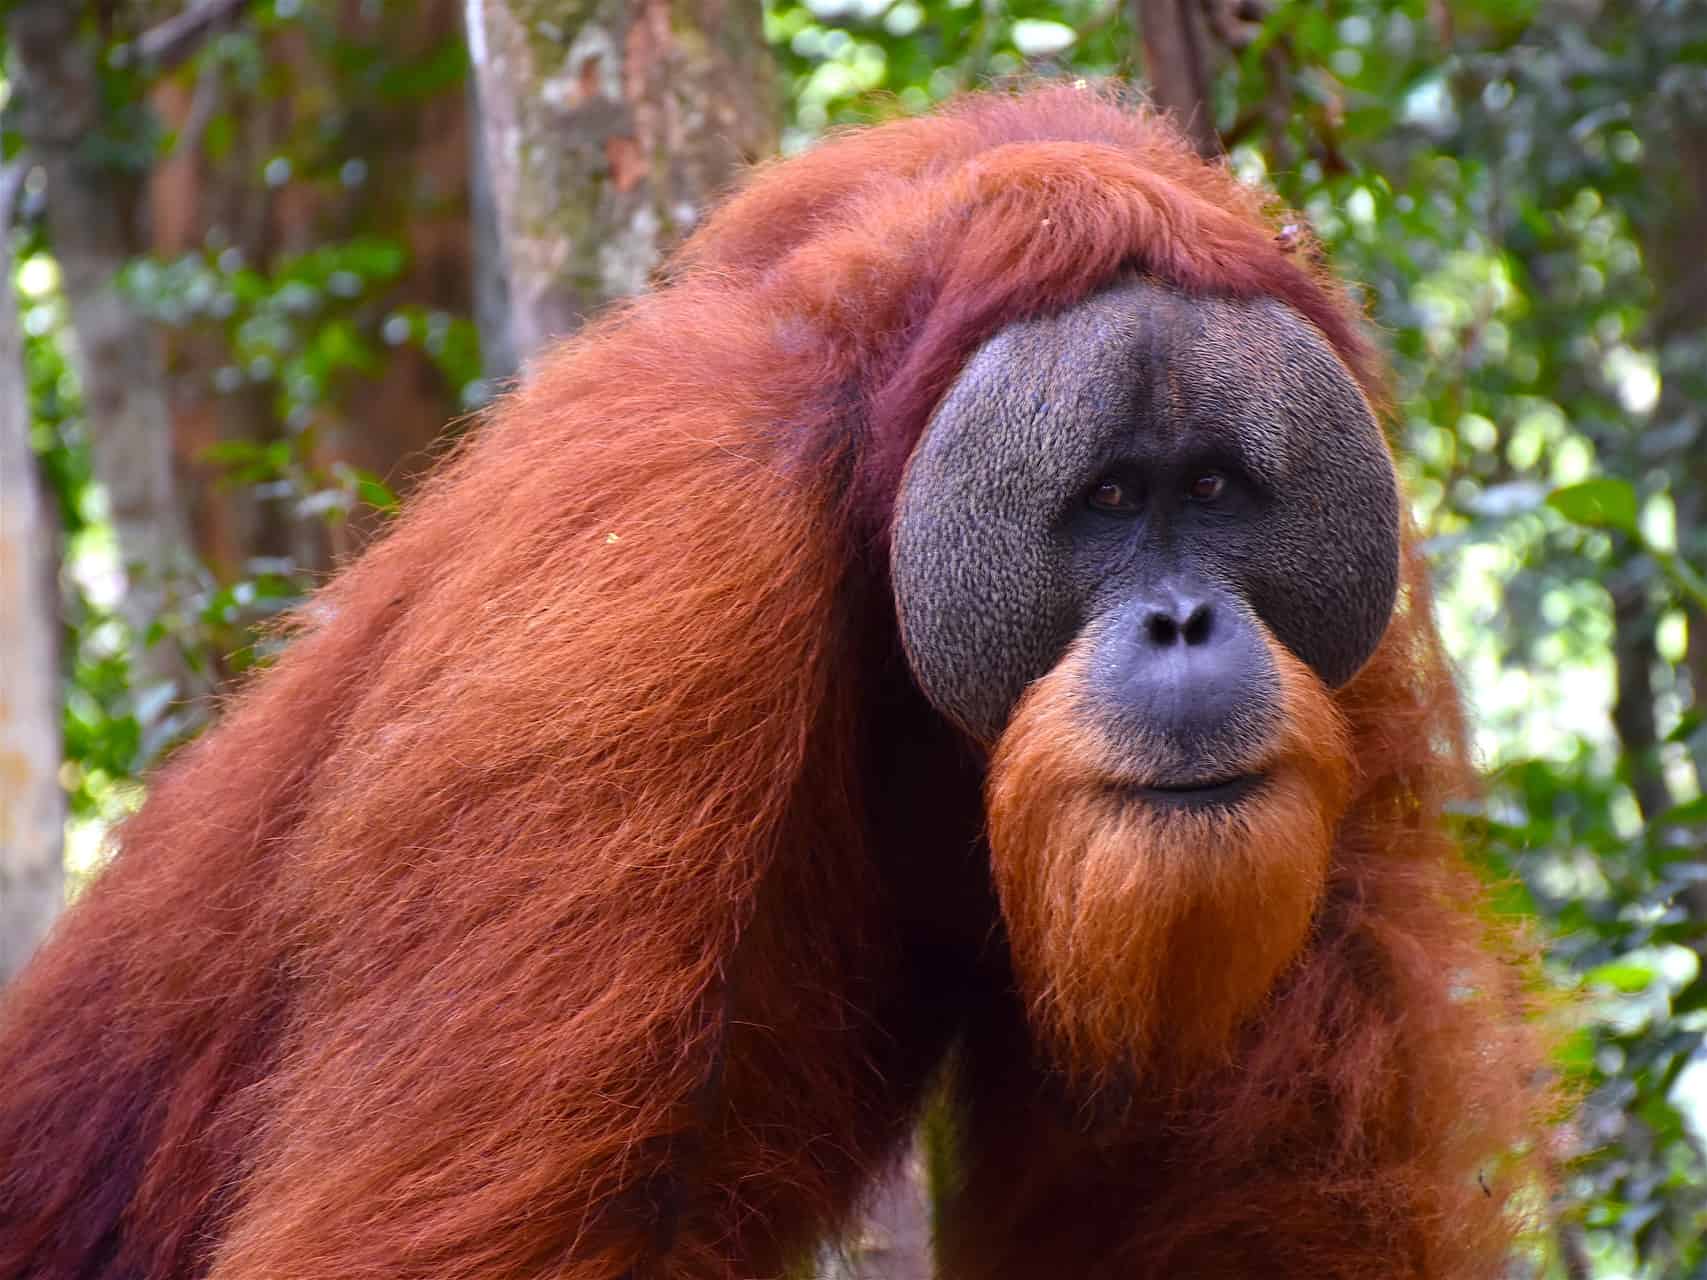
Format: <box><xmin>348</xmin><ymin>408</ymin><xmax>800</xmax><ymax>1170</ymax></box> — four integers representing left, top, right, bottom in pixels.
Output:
<box><xmin>1090</xmin><ymin>578</ymin><xmax>1277</xmax><ymax>758</ymax></box>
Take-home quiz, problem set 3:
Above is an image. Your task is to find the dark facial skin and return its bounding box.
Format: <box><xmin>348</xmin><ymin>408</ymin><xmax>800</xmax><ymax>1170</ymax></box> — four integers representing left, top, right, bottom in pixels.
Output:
<box><xmin>890</xmin><ymin>278</ymin><xmax>1401</xmax><ymax>790</ymax></box>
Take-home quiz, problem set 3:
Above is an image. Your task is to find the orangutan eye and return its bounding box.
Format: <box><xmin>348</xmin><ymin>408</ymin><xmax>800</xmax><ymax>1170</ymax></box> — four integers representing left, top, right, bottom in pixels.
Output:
<box><xmin>1186</xmin><ymin>472</ymin><xmax>1226</xmax><ymax>503</ymax></box>
<box><xmin>1087</xmin><ymin>477</ymin><xmax>1139</xmax><ymax>513</ymax></box>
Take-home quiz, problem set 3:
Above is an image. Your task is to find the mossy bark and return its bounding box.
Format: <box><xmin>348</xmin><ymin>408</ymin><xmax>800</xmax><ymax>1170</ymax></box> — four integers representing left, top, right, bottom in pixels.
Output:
<box><xmin>468</xmin><ymin>0</ymin><xmax>777</xmax><ymax>369</ymax></box>
<box><xmin>0</xmin><ymin>164</ymin><xmax>64</xmax><ymax>982</ymax></box>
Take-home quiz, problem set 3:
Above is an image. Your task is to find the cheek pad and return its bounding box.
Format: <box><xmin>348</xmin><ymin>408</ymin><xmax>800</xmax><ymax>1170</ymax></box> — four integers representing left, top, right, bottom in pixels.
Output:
<box><xmin>891</xmin><ymin>446</ymin><xmax>1072</xmax><ymax>743</ymax></box>
<box><xmin>1170</xmin><ymin>294</ymin><xmax>1404</xmax><ymax>690</ymax></box>
<box><xmin>1241</xmin><ymin>435</ymin><xmax>1401</xmax><ymax>688</ymax></box>
<box><xmin>890</xmin><ymin>315</ymin><xmax>1119</xmax><ymax>741</ymax></box>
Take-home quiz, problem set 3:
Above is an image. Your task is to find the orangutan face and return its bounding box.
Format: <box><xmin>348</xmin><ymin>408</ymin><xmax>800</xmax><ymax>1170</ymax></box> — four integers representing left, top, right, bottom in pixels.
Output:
<box><xmin>891</xmin><ymin>278</ymin><xmax>1398</xmax><ymax>1080</ymax></box>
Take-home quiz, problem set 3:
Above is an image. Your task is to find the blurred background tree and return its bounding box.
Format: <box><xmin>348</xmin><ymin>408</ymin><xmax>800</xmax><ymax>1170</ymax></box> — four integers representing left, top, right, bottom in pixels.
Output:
<box><xmin>1</xmin><ymin>1</ymin><xmax>1704</xmax><ymax>1275</ymax></box>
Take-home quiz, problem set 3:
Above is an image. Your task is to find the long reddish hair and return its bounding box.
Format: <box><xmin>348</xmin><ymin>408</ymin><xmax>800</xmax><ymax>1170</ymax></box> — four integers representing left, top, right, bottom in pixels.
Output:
<box><xmin>0</xmin><ymin>84</ymin><xmax>1553</xmax><ymax>1280</ymax></box>
<box><xmin>959</xmin><ymin>542</ymin><xmax>1554</xmax><ymax>1278</ymax></box>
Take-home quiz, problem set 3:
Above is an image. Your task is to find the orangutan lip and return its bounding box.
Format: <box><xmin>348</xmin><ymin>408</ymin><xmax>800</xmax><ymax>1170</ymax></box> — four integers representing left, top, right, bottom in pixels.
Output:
<box><xmin>1131</xmin><ymin>773</ymin><xmax>1265</xmax><ymax>809</ymax></box>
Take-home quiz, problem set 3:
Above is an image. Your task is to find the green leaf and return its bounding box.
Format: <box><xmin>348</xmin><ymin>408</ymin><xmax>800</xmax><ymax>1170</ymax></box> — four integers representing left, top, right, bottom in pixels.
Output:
<box><xmin>1585</xmin><ymin>960</ymin><xmax>1658</xmax><ymax>994</ymax></box>
<box><xmin>1555</xmin><ymin>1027</ymin><xmax>1598</xmax><ymax>1078</ymax></box>
<box><xmin>1667</xmin><ymin>710</ymin><xmax>1703</xmax><ymax>744</ymax></box>
<box><xmin>1547</xmin><ymin>478</ymin><xmax>1639</xmax><ymax>534</ymax></box>
<box><xmin>1673</xmin><ymin>978</ymin><xmax>1707</xmax><ymax>1018</ymax></box>
<box><xmin>356</xmin><ymin>476</ymin><xmax>400</xmax><ymax>515</ymax></box>
<box><xmin>1659</xmin><ymin>795</ymin><xmax>1707</xmax><ymax>826</ymax></box>
<box><xmin>1485</xmin><ymin>877</ymin><xmax>1538</xmax><ymax>918</ymax></box>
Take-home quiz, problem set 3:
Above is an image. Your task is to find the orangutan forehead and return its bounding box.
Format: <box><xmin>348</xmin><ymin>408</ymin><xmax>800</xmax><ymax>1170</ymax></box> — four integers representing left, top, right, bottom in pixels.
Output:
<box><xmin>948</xmin><ymin>279</ymin><xmax>1377</xmax><ymax>478</ymax></box>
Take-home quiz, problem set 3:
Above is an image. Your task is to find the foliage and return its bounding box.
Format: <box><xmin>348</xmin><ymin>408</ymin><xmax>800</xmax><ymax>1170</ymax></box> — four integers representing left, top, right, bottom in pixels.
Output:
<box><xmin>4</xmin><ymin>0</ymin><xmax>477</xmax><ymax>869</ymax></box>
<box><xmin>13</xmin><ymin>239</ymin><xmax>139</xmax><ymax>828</ymax></box>
<box><xmin>766</xmin><ymin>0</ymin><xmax>1133</xmax><ymax>140</ymax></box>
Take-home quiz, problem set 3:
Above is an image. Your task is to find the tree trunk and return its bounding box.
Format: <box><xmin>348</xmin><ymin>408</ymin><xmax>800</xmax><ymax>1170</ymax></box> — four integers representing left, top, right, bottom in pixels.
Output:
<box><xmin>1640</xmin><ymin>106</ymin><xmax>1707</xmax><ymax>931</ymax></box>
<box><xmin>9</xmin><ymin>0</ymin><xmax>211</xmax><ymax>730</ymax></box>
<box><xmin>1134</xmin><ymin>0</ymin><xmax>1220</xmax><ymax>157</ymax></box>
<box><xmin>465</xmin><ymin>0</ymin><xmax>777</xmax><ymax>368</ymax></box>
<box><xmin>0</xmin><ymin>164</ymin><xmax>66</xmax><ymax>981</ymax></box>
<box><xmin>470</xmin><ymin>74</ymin><xmax>519</xmax><ymax>386</ymax></box>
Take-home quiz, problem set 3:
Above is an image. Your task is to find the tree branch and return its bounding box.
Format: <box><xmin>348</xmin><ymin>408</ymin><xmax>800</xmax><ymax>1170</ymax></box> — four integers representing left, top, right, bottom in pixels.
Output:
<box><xmin>1609</xmin><ymin>560</ymin><xmax>1672</xmax><ymax>825</ymax></box>
<box><xmin>1203</xmin><ymin>0</ymin><xmax>1266</xmax><ymax>51</ymax></box>
<box><xmin>0</xmin><ymin>160</ymin><xmax>29</xmax><ymax>234</ymax></box>
<box><xmin>123</xmin><ymin>0</ymin><xmax>257</xmax><ymax>75</ymax></box>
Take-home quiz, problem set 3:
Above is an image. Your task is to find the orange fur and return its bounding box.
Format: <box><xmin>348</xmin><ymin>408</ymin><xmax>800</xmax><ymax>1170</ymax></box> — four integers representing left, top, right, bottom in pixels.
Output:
<box><xmin>0</xmin><ymin>84</ymin><xmax>1554</xmax><ymax>1280</ymax></box>
<box><xmin>988</xmin><ymin>633</ymin><xmax>1351</xmax><ymax>1084</ymax></box>
<box><xmin>939</xmin><ymin>549</ymin><xmax>1556</xmax><ymax>1279</ymax></box>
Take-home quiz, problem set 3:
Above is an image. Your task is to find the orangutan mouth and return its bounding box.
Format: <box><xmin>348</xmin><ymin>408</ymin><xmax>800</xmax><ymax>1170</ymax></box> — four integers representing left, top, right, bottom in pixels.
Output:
<box><xmin>1132</xmin><ymin>773</ymin><xmax>1266</xmax><ymax>809</ymax></box>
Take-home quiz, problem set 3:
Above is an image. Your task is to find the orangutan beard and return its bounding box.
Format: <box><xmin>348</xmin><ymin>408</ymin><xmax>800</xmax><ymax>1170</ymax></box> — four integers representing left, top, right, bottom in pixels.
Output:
<box><xmin>985</xmin><ymin>638</ymin><xmax>1352</xmax><ymax>1090</ymax></box>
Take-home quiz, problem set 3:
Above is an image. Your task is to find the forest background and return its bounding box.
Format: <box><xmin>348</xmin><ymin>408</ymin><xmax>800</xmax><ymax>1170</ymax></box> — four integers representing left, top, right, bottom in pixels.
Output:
<box><xmin>0</xmin><ymin>0</ymin><xmax>1703</xmax><ymax>1276</ymax></box>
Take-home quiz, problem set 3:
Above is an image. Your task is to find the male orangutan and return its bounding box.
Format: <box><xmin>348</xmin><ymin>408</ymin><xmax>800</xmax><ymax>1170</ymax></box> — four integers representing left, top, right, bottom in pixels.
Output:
<box><xmin>0</xmin><ymin>85</ymin><xmax>1553</xmax><ymax>1280</ymax></box>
